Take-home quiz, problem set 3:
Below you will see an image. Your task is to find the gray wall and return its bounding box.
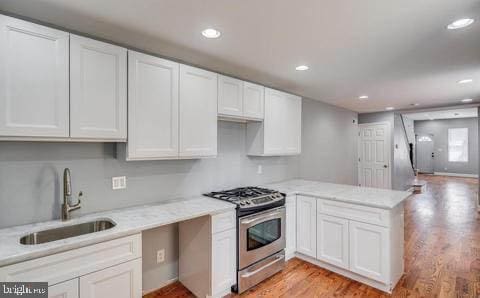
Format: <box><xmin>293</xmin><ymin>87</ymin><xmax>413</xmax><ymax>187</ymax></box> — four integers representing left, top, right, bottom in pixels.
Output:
<box><xmin>0</xmin><ymin>121</ymin><xmax>299</xmax><ymax>228</ymax></box>
<box><xmin>392</xmin><ymin>114</ymin><xmax>415</xmax><ymax>190</ymax></box>
<box><xmin>414</xmin><ymin>117</ymin><xmax>479</xmax><ymax>175</ymax></box>
<box><xmin>299</xmin><ymin>98</ymin><xmax>358</xmax><ymax>185</ymax></box>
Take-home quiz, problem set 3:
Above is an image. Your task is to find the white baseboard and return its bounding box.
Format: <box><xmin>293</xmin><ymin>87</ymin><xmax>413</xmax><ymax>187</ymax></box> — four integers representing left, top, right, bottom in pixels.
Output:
<box><xmin>142</xmin><ymin>277</ymin><xmax>178</xmax><ymax>296</ymax></box>
<box><xmin>433</xmin><ymin>172</ymin><xmax>479</xmax><ymax>178</ymax></box>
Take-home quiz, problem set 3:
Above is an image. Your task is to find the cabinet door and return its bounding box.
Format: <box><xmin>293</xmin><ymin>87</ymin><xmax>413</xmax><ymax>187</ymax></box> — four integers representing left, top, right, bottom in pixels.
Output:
<box><xmin>127</xmin><ymin>51</ymin><xmax>179</xmax><ymax>159</ymax></box>
<box><xmin>179</xmin><ymin>64</ymin><xmax>217</xmax><ymax>157</ymax></box>
<box><xmin>284</xmin><ymin>94</ymin><xmax>302</xmax><ymax>154</ymax></box>
<box><xmin>0</xmin><ymin>15</ymin><xmax>69</xmax><ymax>137</ymax></box>
<box><xmin>79</xmin><ymin>258</ymin><xmax>142</xmax><ymax>298</ymax></box>
<box><xmin>285</xmin><ymin>195</ymin><xmax>296</xmax><ymax>260</ymax></box>
<box><xmin>243</xmin><ymin>82</ymin><xmax>264</xmax><ymax>120</ymax></box>
<box><xmin>70</xmin><ymin>35</ymin><xmax>127</xmax><ymax>139</ymax></box>
<box><xmin>212</xmin><ymin>228</ymin><xmax>236</xmax><ymax>296</ymax></box>
<box><xmin>296</xmin><ymin>195</ymin><xmax>316</xmax><ymax>258</ymax></box>
<box><xmin>263</xmin><ymin>88</ymin><xmax>286</xmax><ymax>155</ymax></box>
<box><xmin>49</xmin><ymin>279</ymin><xmax>79</xmax><ymax>298</ymax></box>
<box><xmin>218</xmin><ymin>75</ymin><xmax>243</xmax><ymax>117</ymax></box>
<box><xmin>317</xmin><ymin>214</ymin><xmax>349</xmax><ymax>269</ymax></box>
<box><xmin>349</xmin><ymin>221</ymin><xmax>389</xmax><ymax>283</ymax></box>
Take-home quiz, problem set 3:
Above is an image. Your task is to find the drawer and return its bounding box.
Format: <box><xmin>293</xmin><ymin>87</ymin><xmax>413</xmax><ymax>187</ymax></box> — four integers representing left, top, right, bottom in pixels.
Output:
<box><xmin>212</xmin><ymin>210</ymin><xmax>236</xmax><ymax>234</ymax></box>
<box><xmin>0</xmin><ymin>234</ymin><xmax>142</xmax><ymax>285</ymax></box>
<box><xmin>317</xmin><ymin>198</ymin><xmax>390</xmax><ymax>227</ymax></box>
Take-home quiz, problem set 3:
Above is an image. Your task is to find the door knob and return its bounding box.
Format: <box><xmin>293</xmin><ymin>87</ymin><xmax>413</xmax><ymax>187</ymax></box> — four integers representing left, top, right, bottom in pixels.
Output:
<box><xmin>383</xmin><ymin>165</ymin><xmax>388</xmax><ymax>168</ymax></box>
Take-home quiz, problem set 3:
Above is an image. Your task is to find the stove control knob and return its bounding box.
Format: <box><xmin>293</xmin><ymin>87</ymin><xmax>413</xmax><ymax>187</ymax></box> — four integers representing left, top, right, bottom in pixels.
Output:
<box><xmin>246</xmin><ymin>201</ymin><xmax>251</xmax><ymax>205</ymax></box>
<box><xmin>240</xmin><ymin>202</ymin><xmax>246</xmax><ymax>206</ymax></box>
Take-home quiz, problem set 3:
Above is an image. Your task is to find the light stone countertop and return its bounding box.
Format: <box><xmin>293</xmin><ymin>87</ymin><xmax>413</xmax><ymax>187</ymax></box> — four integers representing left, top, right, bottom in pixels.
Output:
<box><xmin>263</xmin><ymin>179</ymin><xmax>412</xmax><ymax>209</ymax></box>
<box><xmin>0</xmin><ymin>179</ymin><xmax>412</xmax><ymax>267</ymax></box>
<box><xmin>0</xmin><ymin>196</ymin><xmax>235</xmax><ymax>267</ymax></box>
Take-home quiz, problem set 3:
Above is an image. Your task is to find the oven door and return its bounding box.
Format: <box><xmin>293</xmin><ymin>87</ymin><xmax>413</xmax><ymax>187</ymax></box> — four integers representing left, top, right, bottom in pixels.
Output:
<box><xmin>239</xmin><ymin>206</ymin><xmax>286</xmax><ymax>269</ymax></box>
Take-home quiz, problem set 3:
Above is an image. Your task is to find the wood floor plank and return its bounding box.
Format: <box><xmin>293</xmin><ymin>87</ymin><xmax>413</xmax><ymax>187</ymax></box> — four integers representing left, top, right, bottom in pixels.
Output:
<box><xmin>145</xmin><ymin>175</ymin><xmax>480</xmax><ymax>298</ymax></box>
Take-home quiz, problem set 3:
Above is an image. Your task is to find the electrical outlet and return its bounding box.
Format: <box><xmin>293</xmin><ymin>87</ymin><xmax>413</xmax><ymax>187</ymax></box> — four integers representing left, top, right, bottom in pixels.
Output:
<box><xmin>112</xmin><ymin>176</ymin><xmax>126</xmax><ymax>190</ymax></box>
<box><xmin>157</xmin><ymin>249</ymin><xmax>165</xmax><ymax>264</ymax></box>
<box><xmin>257</xmin><ymin>165</ymin><xmax>263</xmax><ymax>175</ymax></box>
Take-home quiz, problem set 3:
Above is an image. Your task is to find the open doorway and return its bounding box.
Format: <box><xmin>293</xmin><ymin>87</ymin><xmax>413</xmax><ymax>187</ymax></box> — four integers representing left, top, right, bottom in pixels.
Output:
<box><xmin>402</xmin><ymin>107</ymin><xmax>479</xmax><ymax>178</ymax></box>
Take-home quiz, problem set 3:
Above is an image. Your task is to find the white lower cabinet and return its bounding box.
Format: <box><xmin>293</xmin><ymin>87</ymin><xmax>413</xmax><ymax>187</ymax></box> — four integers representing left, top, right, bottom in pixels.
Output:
<box><xmin>349</xmin><ymin>221</ymin><xmax>389</xmax><ymax>283</ymax></box>
<box><xmin>285</xmin><ymin>195</ymin><xmax>296</xmax><ymax>260</ymax></box>
<box><xmin>290</xmin><ymin>196</ymin><xmax>403</xmax><ymax>293</ymax></box>
<box><xmin>49</xmin><ymin>279</ymin><xmax>79</xmax><ymax>298</ymax></box>
<box><xmin>316</xmin><ymin>214</ymin><xmax>349</xmax><ymax>270</ymax></box>
<box><xmin>79</xmin><ymin>258</ymin><xmax>142</xmax><ymax>298</ymax></box>
<box><xmin>212</xmin><ymin>229</ymin><xmax>236</xmax><ymax>296</ymax></box>
<box><xmin>296</xmin><ymin>195</ymin><xmax>316</xmax><ymax>258</ymax></box>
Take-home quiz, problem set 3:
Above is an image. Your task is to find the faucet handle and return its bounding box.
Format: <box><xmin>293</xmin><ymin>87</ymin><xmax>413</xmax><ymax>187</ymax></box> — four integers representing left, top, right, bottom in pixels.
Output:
<box><xmin>70</xmin><ymin>191</ymin><xmax>84</xmax><ymax>208</ymax></box>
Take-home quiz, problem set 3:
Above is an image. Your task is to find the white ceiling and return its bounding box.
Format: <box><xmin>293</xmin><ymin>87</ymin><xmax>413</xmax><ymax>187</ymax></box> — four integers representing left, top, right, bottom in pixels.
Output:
<box><xmin>0</xmin><ymin>0</ymin><xmax>479</xmax><ymax>113</ymax></box>
<box><xmin>403</xmin><ymin>107</ymin><xmax>478</xmax><ymax>121</ymax></box>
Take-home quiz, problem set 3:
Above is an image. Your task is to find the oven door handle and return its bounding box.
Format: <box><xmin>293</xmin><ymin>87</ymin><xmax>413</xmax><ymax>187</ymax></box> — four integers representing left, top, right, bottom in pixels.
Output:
<box><xmin>240</xmin><ymin>254</ymin><xmax>284</xmax><ymax>278</ymax></box>
<box><xmin>241</xmin><ymin>211</ymin><xmax>283</xmax><ymax>225</ymax></box>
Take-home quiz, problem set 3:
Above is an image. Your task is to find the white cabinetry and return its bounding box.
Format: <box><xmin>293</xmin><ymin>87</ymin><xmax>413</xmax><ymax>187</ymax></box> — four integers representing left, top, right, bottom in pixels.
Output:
<box><xmin>218</xmin><ymin>75</ymin><xmax>264</xmax><ymax>120</ymax></box>
<box><xmin>285</xmin><ymin>195</ymin><xmax>296</xmax><ymax>260</ymax></box>
<box><xmin>0</xmin><ymin>15</ymin><xmax>69</xmax><ymax>138</ymax></box>
<box><xmin>243</xmin><ymin>82</ymin><xmax>264</xmax><ymax>119</ymax></box>
<box><xmin>218</xmin><ymin>75</ymin><xmax>243</xmax><ymax>117</ymax></box>
<box><xmin>0</xmin><ymin>234</ymin><xmax>142</xmax><ymax>298</ymax></box>
<box><xmin>127</xmin><ymin>51</ymin><xmax>179</xmax><ymax>160</ymax></box>
<box><xmin>247</xmin><ymin>88</ymin><xmax>301</xmax><ymax>156</ymax></box>
<box><xmin>49</xmin><ymin>279</ymin><xmax>79</xmax><ymax>298</ymax></box>
<box><xmin>179</xmin><ymin>65</ymin><xmax>218</xmax><ymax>157</ymax></box>
<box><xmin>179</xmin><ymin>210</ymin><xmax>236</xmax><ymax>298</ymax></box>
<box><xmin>316</xmin><ymin>214</ymin><xmax>349</xmax><ymax>270</ymax></box>
<box><xmin>349</xmin><ymin>221</ymin><xmax>389</xmax><ymax>283</ymax></box>
<box><xmin>79</xmin><ymin>258</ymin><xmax>142</xmax><ymax>298</ymax></box>
<box><xmin>70</xmin><ymin>34</ymin><xmax>127</xmax><ymax>140</ymax></box>
<box><xmin>296</xmin><ymin>195</ymin><xmax>316</xmax><ymax>258</ymax></box>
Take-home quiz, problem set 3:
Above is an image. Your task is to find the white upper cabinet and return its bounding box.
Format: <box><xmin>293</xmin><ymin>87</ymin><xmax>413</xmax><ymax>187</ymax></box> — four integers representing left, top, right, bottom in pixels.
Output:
<box><xmin>246</xmin><ymin>88</ymin><xmax>301</xmax><ymax>156</ymax></box>
<box><xmin>218</xmin><ymin>75</ymin><xmax>243</xmax><ymax>117</ymax></box>
<box><xmin>0</xmin><ymin>15</ymin><xmax>69</xmax><ymax>138</ymax></box>
<box><xmin>70</xmin><ymin>35</ymin><xmax>127</xmax><ymax>140</ymax></box>
<box><xmin>127</xmin><ymin>51</ymin><xmax>179</xmax><ymax>160</ymax></box>
<box><xmin>217</xmin><ymin>75</ymin><xmax>264</xmax><ymax>121</ymax></box>
<box><xmin>243</xmin><ymin>82</ymin><xmax>264</xmax><ymax>120</ymax></box>
<box><xmin>179</xmin><ymin>65</ymin><xmax>218</xmax><ymax>157</ymax></box>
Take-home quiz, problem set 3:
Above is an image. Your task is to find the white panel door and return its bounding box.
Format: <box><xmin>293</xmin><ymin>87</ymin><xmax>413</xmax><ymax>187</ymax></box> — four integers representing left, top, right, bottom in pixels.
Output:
<box><xmin>284</xmin><ymin>94</ymin><xmax>302</xmax><ymax>154</ymax></box>
<box><xmin>70</xmin><ymin>35</ymin><xmax>127</xmax><ymax>139</ymax></box>
<box><xmin>296</xmin><ymin>195</ymin><xmax>316</xmax><ymax>258</ymax></box>
<box><xmin>263</xmin><ymin>88</ymin><xmax>286</xmax><ymax>155</ymax></box>
<box><xmin>316</xmin><ymin>214</ymin><xmax>349</xmax><ymax>269</ymax></box>
<box><xmin>127</xmin><ymin>51</ymin><xmax>179</xmax><ymax>159</ymax></box>
<box><xmin>285</xmin><ymin>195</ymin><xmax>297</xmax><ymax>260</ymax></box>
<box><xmin>179</xmin><ymin>64</ymin><xmax>217</xmax><ymax>157</ymax></box>
<box><xmin>243</xmin><ymin>82</ymin><xmax>264</xmax><ymax>119</ymax></box>
<box><xmin>349</xmin><ymin>221</ymin><xmax>389</xmax><ymax>283</ymax></box>
<box><xmin>79</xmin><ymin>258</ymin><xmax>142</xmax><ymax>298</ymax></box>
<box><xmin>218</xmin><ymin>75</ymin><xmax>243</xmax><ymax>117</ymax></box>
<box><xmin>358</xmin><ymin>122</ymin><xmax>391</xmax><ymax>189</ymax></box>
<box><xmin>0</xmin><ymin>15</ymin><xmax>69</xmax><ymax>137</ymax></box>
<box><xmin>49</xmin><ymin>279</ymin><xmax>79</xmax><ymax>298</ymax></box>
<box><xmin>212</xmin><ymin>228</ymin><xmax>236</xmax><ymax>296</ymax></box>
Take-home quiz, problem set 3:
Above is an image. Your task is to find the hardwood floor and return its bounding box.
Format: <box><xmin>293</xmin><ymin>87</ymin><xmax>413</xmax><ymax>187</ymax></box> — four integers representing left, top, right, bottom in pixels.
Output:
<box><xmin>144</xmin><ymin>175</ymin><xmax>480</xmax><ymax>298</ymax></box>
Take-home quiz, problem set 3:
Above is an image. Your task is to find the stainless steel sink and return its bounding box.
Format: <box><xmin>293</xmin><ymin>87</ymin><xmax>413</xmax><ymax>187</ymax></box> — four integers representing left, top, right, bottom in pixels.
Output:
<box><xmin>20</xmin><ymin>219</ymin><xmax>116</xmax><ymax>245</ymax></box>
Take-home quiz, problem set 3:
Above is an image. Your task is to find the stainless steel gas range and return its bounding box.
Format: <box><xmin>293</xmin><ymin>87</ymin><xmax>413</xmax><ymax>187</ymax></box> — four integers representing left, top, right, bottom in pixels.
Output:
<box><xmin>204</xmin><ymin>187</ymin><xmax>286</xmax><ymax>293</ymax></box>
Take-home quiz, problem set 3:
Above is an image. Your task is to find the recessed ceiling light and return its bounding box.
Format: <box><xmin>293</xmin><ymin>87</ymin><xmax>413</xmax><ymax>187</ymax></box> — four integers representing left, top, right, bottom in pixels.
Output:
<box><xmin>295</xmin><ymin>65</ymin><xmax>309</xmax><ymax>71</ymax></box>
<box><xmin>458</xmin><ymin>79</ymin><xmax>473</xmax><ymax>84</ymax></box>
<box><xmin>358</xmin><ymin>95</ymin><xmax>369</xmax><ymax>100</ymax></box>
<box><xmin>447</xmin><ymin>18</ymin><xmax>475</xmax><ymax>30</ymax></box>
<box><xmin>385</xmin><ymin>107</ymin><xmax>395</xmax><ymax>111</ymax></box>
<box><xmin>461</xmin><ymin>98</ymin><xmax>473</xmax><ymax>103</ymax></box>
<box><xmin>202</xmin><ymin>28</ymin><xmax>221</xmax><ymax>38</ymax></box>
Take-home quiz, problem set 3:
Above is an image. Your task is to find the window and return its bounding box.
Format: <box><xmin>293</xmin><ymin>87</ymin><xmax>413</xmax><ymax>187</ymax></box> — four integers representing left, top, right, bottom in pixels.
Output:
<box><xmin>448</xmin><ymin>128</ymin><xmax>468</xmax><ymax>162</ymax></box>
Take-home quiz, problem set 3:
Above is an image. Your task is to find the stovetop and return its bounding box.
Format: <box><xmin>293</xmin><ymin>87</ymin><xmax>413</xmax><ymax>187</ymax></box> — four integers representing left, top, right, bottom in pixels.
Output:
<box><xmin>204</xmin><ymin>187</ymin><xmax>285</xmax><ymax>211</ymax></box>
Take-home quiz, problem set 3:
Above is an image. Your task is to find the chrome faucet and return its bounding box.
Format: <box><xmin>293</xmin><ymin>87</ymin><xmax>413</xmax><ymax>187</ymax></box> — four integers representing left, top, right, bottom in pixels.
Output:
<box><xmin>62</xmin><ymin>168</ymin><xmax>83</xmax><ymax>221</ymax></box>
